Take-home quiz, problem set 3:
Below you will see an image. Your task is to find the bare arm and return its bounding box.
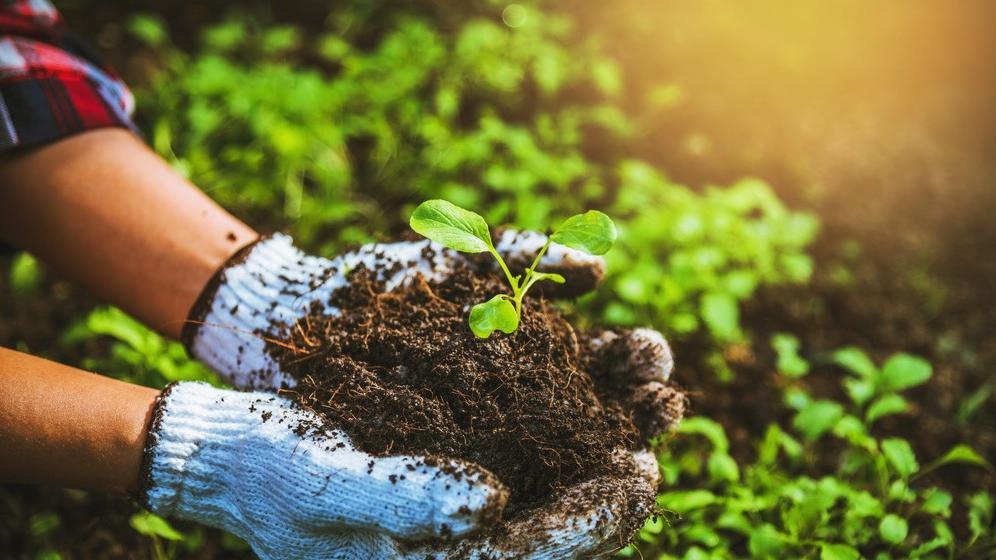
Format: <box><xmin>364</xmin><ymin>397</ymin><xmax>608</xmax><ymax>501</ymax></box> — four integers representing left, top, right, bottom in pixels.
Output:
<box><xmin>0</xmin><ymin>346</ymin><xmax>159</xmax><ymax>493</ymax></box>
<box><xmin>0</xmin><ymin>128</ymin><xmax>258</xmax><ymax>339</ymax></box>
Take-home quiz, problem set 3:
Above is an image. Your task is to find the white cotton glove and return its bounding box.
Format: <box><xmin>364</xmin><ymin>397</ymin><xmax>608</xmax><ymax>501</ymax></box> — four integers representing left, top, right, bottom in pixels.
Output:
<box><xmin>180</xmin><ymin>232</ymin><xmax>684</xmax><ymax>559</ymax></box>
<box><xmin>141</xmin><ymin>382</ymin><xmax>508</xmax><ymax>560</ymax></box>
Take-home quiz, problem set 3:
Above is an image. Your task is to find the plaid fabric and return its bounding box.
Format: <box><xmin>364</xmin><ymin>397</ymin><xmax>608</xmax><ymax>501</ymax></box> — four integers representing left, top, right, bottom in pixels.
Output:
<box><xmin>0</xmin><ymin>0</ymin><xmax>135</xmax><ymax>152</ymax></box>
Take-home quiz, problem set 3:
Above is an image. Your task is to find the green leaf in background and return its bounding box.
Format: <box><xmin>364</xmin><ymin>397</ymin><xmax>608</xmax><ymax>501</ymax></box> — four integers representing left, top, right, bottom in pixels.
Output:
<box><xmin>130</xmin><ymin>512</ymin><xmax>184</xmax><ymax>541</ymax></box>
<box><xmin>748</xmin><ymin>524</ymin><xmax>788</xmax><ymax>558</ymax></box>
<box><xmin>468</xmin><ymin>295</ymin><xmax>518</xmax><ymax>338</ymax></box>
<box><xmin>879</xmin><ymin>353</ymin><xmax>932</xmax><ymax>393</ymax></box>
<box><xmin>792</xmin><ymin>400</ymin><xmax>843</xmax><ymax>441</ymax></box>
<box><xmin>832</xmin><ymin>346</ymin><xmax>878</xmax><ymax>377</ymax></box>
<box><xmin>865</xmin><ymin>394</ymin><xmax>910</xmax><ymax>425</ymax></box>
<box><xmin>9</xmin><ymin>252</ymin><xmax>42</xmax><ymax>296</ymax></box>
<box><xmin>708</xmin><ymin>452</ymin><xmax>740</xmax><ymax>483</ymax></box>
<box><xmin>677</xmin><ymin>416</ymin><xmax>730</xmax><ymax>452</ymax></box>
<box><xmin>127</xmin><ymin>14</ymin><xmax>167</xmax><ymax>46</ymax></box>
<box><xmin>658</xmin><ymin>489</ymin><xmax>717</xmax><ymax>514</ymax></box>
<box><xmin>410</xmin><ymin>199</ymin><xmax>493</xmax><ymax>253</ymax></box>
<box><xmin>921</xmin><ymin>488</ymin><xmax>953</xmax><ymax>517</ymax></box>
<box><xmin>701</xmin><ymin>291</ymin><xmax>741</xmax><ymax>341</ymax></box>
<box><xmin>881</xmin><ymin>438</ymin><xmax>919</xmax><ymax>478</ymax></box>
<box><xmin>550</xmin><ymin>210</ymin><xmax>617</xmax><ymax>255</ymax></box>
<box><xmin>820</xmin><ymin>543</ymin><xmax>860</xmax><ymax>560</ymax></box>
<box><xmin>879</xmin><ymin>514</ymin><xmax>909</xmax><ymax>544</ymax></box>
<box><xmin>920</xmin><ymin>444</ymin><xmax>992</xmax><ymax>476</ymax></box>
<box><xmin>772</xmin><ymin>332</ymin><xmax>809</xmax><ymax>377</ymax></box>
<box><xmin>967</xmin><ymin>491</ymin><xmax>993</xmax><ymax>544</ymax></box>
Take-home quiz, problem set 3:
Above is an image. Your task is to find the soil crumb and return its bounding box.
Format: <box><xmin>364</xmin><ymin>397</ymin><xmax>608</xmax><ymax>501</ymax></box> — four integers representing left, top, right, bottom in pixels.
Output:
<box><xmin>267</xmin><ymin>258</ymin><xmax>683</xmax><ymax>525</ymax></box>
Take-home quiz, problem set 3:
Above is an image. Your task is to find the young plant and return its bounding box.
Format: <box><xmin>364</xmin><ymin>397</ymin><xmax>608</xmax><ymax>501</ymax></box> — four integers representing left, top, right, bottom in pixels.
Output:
<box><xmin>410</xmin><ymin>199</ymin><xmax>616</xmax><ymax>338</ymax></box>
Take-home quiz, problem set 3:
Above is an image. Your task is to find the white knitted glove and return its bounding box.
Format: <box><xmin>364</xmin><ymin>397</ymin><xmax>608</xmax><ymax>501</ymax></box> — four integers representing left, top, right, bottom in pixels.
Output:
<box><xmin>141</xmin><ymin>382</ymin><xmax>508</xmax><ymax>560</ymax></box>
<box><xmin>180</xmin><ymin>233</ymin><xmax>683</xmax><ymax>558</ymax></box>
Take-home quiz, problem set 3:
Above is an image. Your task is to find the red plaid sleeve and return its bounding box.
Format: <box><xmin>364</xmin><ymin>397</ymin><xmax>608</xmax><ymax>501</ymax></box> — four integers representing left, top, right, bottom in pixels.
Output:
<box><xmin>0</xmin><ymin>0</ymin><xmax>136</xmax><ymax>152</ymax></box>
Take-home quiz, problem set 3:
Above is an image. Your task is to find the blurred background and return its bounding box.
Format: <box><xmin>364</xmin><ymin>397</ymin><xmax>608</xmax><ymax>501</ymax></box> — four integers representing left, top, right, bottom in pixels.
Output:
<box><xmin>2</xmin><ymin>1</ymin><xmax>994</xmax><ymax>557</ymax></box>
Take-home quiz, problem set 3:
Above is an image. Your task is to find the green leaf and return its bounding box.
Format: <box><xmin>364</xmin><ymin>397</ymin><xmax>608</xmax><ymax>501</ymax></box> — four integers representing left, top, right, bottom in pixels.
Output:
<box><xmin>921</xmin><ymin>444</ymin><xmax>992</xmax><ymax>475</ymax></box>
<box><xmin>879</xmin><ymin>514</ymin><xmax>908</xmax><ymax>544</ymax></box>
<box><xmin>10</xmin><ymin>252</ymin><xmax>42</xmax><ymax>295</ymax></box>
<box><xmin>468</xmin><ymin>295</ymin><xmax>518</xmax><ymax>338</ymax></box>
<box><xmin>700</xmin><ymin>291</ymin><xmax>741</xmax><ymax>341</ymax></box>
<box><xmin>820</xmin><ymin>543</ymin><xmax>860</xmax><ymax>560</ymax></box>
<box><xmin>658</xmin><ymin>490</ymin><xmax>717</xmax><ymax>513</ymax></box>
<box><xmin>832</xmin><ymin>346</ymin><xmax>877</xmax><ymax>377</ymax></box>
<box><xmin>879</xmin><ymin>353</ymin><xmax>932</xmax><ymax>393</ymax></box>
<box><xmin>127</xmin><ymin>14</ymin><xmax>168</xmax><ymax>46</ymax></box>
<box><xmin>677</xmin><ymin>417</ymin><xmax>729</xmax><ymax>452</ymax></box>
<box><xmin>865</xmin><ymin>394</ymin><xmax>910</xmax><ymax>425</ymax></box>
<box><xmin>549</xmin><ymin>210</ymin><xmax>617</xmax><ymax>255</ymax></box>
<box><xmin>530</xmin><ymin>271</ymin><xmax>566</xmax><ymax>284</ymax></box>
<box><xmin>130</xmin><ymin>512</ymin><xmax>184</xmax><ymax>541</ymax></box>
<box><xmin>410</xmin><ymin>199</ymin><xmax>492</xmax><ymax>253</ymax></box>
<box><xmin>882</xmin><ymin>438</ymin><xmax>919</xmax><ymax>478</ymax></box>
<box><xmin>921</xmin><ymin>488</ymin><xmax>952</xmax><ymax>517</ymax></box>
<box><xmin>772</xmin><ymin>333</ymin><xmax>809</xmax><ymax>378</ymax></box>
<box><xmin>749</xmin><ymin>524</ymin><xmax>787</xmax><ymax>558</ymax></box>
<box><xmin>967</xmin><ymin>491</ymin><xmax>993</xmax><ymax>544</ymax></box>
<box><xmin>792</xmin><ymin>400</ymin><xmax>843</xmax><ymax>441</ymax></box>
<box><xmin>707</xmin><ymin>452</ymin><xmax>740</xmax><ymax>483</ymax></box>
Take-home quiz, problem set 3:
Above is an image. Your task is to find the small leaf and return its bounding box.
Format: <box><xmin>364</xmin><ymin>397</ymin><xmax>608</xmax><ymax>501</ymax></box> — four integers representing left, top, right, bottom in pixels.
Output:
<box><xmin>832</xmin><ymin>346</ymin><xmax>877</xmax><ymax>377</ymax></box>
<box><xmin>130</xmin><ymin>512</ymin><xmax>184</xmax><ymax>541</ymax></box>
<box><xmin>923</xmin><ymin>444</ymin><xmax>992</xmax><ymax>474</ymax></box>
<box><xmin>531</xmin><ymin>271</ymin><xmax>566</xmax><ymax>284</ymax></box>
<box><xmin>879</xmin><ymin>514</ymin><xmax>909</xmax><ymax>544</ymax></box>
<box><xmin>707</xmin><ymin>452</ymin><xmax>740</xmax><ymax>483</ymax></box>
<box><xmin>879</xmin><ymin>353</ymin><xmax>932</xmax><ymax>393</ymax></box>
<box><xmin>410</xmin><ymin>199</ymin><xmax>492</xmax><ymax>253</ymax></box>
<box><xmin>820</xmin><ymin>543</ymin><xmax>860</xmax><ymax>560</ymax></box>
<box><xmin>772</xmin><ymin>333</ymin><xmax>809</xmax><ymax>378</ymax></box>
<box><xmin>550</xmin><ymin>210</ymin><xmax>617</xmax><ymax>255</ymax></box>
<box><xmin>792</xmin><ymin>400</ymin><xmax>843</xmax><ymax>441</ymax></box>
<box><xmin>677</xmin><ymin>417</ymin><xmax>730</xmax><ymax>452</ymax></box>
<box><xmin>748</xmin><ymin>524</ymin><xmax>787</xmax><ymax>557</ymax></box>
<box><xmin>865</xmin><ymin>394</ymin><xmax>910</xmax><ymax>425</ymax></box>
<box><xmin>469</xmin><ymin>295</ymin><xmax>518</xmax><ymax>338</ymax></box>
<box><xmin>700</xmin><ymin>291</ymin><xmax>741</xmax><ymax>341</ymax></box>
<box><xmin>921</xmin><ymin>488</ymin><xmax>953</xmax><ymax>517</ymax></box>
<box><xmin>657</xmin><ymin>489</ymin><xmax>717</xmax><ymax>513</ymax></box>
<box><xmin>882</xmin><ymin>438</ymin><xmax>919</xmax><ymax>478</ymax></box>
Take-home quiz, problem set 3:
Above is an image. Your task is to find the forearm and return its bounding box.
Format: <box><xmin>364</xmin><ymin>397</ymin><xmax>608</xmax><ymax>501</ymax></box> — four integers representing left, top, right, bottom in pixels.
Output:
<box><xmin>0</xmin><ymin>346</ymin><xmax>159</xmax><ymax>493</ymax></box>
<box><xmin>0</xmin><ymin>129</ymin><xmax>258</xmax><ymax>339</ymax></box>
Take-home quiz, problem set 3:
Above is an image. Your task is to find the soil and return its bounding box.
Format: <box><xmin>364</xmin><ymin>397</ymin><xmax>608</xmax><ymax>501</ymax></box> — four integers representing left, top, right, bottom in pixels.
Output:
<box><xmin>265</xmin><ymin>256</ymin><xmax>685</xmax><ymax>528</ymax></box>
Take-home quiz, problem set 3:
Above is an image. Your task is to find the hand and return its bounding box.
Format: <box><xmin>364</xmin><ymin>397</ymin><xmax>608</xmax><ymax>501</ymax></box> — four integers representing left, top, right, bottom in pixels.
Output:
<box><xmin>141</xmin><ymin>382</ymin><xmax>508</xmax><ymax>560</ymax></box>
<box><xmin>183</xmin><ymin>232</ymin><xmax>684</xmax><ymax>558</ymax></box>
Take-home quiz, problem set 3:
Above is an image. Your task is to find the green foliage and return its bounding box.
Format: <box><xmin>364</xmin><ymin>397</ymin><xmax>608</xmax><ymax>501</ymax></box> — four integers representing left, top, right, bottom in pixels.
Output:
<box><xmin>624</xmin><ymin>344</ymin><xmax>994</xmax><ymax>559</ymax></box>
<box><xmin>129</xmin><ymin>6</ymin><xmax>816</xmax><ymax>347</ymax></box>
<box><xmin>410</xmin><ymin>199</ymin><xmax>613</xmax><ymax>337</ymax></box>
<box><xmin>62</xmin><ymin>307</ymin><xmax>221</xmax><ymax>389</ymax></box>
<box><xmin>8</xmin><ymin>252</ymin><xmax>42</xmax><ymax>296</ymax></box>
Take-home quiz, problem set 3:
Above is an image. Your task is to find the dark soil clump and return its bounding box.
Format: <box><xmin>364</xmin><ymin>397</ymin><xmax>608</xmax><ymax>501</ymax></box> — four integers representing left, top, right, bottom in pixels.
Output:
<box><xmin>267</xmin><ymin>261</ymin><xmax>678</xmax><ymax>519</ymax></box>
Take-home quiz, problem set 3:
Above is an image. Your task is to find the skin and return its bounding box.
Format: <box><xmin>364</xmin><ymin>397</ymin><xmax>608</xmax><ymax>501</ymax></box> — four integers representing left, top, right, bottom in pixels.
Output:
<box><xmin>0</xmin><ymin>128</ymin><xmax>258</xmax><ymax>493</ymax></box>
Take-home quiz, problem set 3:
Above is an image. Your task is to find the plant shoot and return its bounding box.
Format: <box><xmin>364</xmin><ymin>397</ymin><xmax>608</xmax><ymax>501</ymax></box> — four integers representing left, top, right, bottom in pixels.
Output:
<box><xmin>410</xmin><ymin>199</ymin><xmax>617</xmax><ymax>337</ymax></box>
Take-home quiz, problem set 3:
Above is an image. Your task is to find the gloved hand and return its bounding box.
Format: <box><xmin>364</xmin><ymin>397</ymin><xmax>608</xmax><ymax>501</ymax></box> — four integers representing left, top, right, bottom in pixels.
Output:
<box><xmin>141</xmin><ymin>381</ymin><xmax>508</xmax><ymax>560</ymax></box>
<box><xmin>181</xmin><ymin>232</ymin><xmax>684</xmax><ymax>558</ymax></box>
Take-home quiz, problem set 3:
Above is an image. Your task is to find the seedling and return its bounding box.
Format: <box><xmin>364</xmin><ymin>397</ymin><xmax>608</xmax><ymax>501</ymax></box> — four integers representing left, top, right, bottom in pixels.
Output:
<box><xmin>410</xmin><ymin>199</ymin><xmax>617</xmax><ymax>337</ymax></box>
